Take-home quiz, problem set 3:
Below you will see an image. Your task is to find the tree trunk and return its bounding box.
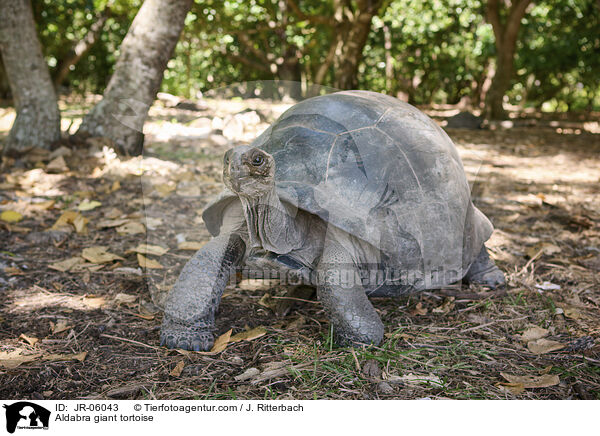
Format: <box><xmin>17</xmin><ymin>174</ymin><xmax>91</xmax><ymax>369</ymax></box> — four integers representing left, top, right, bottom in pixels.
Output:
<box><xmin>308</xmin><ymin>38</ymin><xmax>339</xmax><ymax>96</ymax></box>
<box><xmin>0</xmin><ymin>60</ymin><xmax>12</xmax><ymax>100</ymax></box>
<box><xmin>276</xmin><ymin>45</ymin><xmax>303</xmax><ymax>99</ymax></box>
<box><xmin>53</xmin><ymin>5</ymin><xmax>112</xmax><ymax>88</ymax></box>
<box><xmin>77</xmin><ymin>0</ymin><xmax>192</xmax><ymax>155</ymax></box>
<box><xmin>383</xmin><ymin>24</ymin><xmax>394</xmax><ymax>93</ymax></box>
<box><xmin>486</xmin><ymin>49</ymin><xmax>515</xmax><ymax>119</ymax></box>
<box><xmin>484</xmin><ymin>0</ymin><xmax>533</xmax><ymax>120</ymax></box>
<box><xmin>285</xmin><ymin>0</ymin><xmax>386</xmax><ymax>92</ymax></box>
<box><xmin>0</xmin><ymin>0</ymin><xmax>60</xmax><ymax>156</ymax></box>
<box><xmin>332</xmin><ymin>0</ymin><xmax>385</xmax><ymax>90</ymax></box>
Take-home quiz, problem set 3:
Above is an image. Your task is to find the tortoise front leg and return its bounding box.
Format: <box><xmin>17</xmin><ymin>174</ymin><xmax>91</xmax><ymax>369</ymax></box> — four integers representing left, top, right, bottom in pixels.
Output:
<box><xmin>160</xmin><ymin>233</ymin><xmax>245</xmax><ymax>351</ymax></box>
<box><xmin>316</xmin><ymin>240</ymin><xmax>384</xmax><ymax>347</ymax></box>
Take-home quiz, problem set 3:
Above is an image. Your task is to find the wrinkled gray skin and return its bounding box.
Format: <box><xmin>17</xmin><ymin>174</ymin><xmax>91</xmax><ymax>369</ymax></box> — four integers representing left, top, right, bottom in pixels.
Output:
<box><xmin>160</xmin><ymin>91</ymin><xmax>505</xmax><ymax>351</ymax></box>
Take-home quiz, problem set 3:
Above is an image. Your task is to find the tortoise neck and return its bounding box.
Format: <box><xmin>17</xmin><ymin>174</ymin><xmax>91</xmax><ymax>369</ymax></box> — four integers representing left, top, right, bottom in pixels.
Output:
<box><xmin>239</xmin><ymin>187</ymin><xmax>303</xmax><ymax>254</ymax></box>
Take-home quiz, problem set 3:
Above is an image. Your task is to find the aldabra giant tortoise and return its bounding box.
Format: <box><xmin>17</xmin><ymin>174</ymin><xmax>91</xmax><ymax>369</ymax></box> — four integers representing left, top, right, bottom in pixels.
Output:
<box><xmin>160</xmin><ymin>90</ymin><xmax>505</xmax><ymax>351</ymax></box>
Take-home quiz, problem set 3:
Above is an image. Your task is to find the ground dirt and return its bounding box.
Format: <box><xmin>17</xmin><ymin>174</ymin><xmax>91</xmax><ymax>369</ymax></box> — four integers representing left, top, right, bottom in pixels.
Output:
<box><xmin>0</xmin><ymin>98</ymin><xmax>599</xmax><ymax>400</ymax></box>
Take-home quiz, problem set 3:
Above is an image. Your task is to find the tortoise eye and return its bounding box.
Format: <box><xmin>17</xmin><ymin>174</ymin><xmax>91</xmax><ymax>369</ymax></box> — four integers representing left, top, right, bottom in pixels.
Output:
<box><xmin>251</xmin><ymin>154</ymin><xmax>265</xmax><ymax>167</ymax></box>
<box><xmin>224</xmin><ymin>153</ymin><xmax>229</xmax><ymax>165</ymax></box>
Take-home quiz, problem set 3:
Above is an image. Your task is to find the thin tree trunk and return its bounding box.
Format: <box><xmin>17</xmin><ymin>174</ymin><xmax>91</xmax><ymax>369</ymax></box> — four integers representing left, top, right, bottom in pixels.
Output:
<box><xmin>286</xmin><ymin>0</ymin><xmax>386</xmax><ymax>91</ymax></box>
<box><xmin>77</xmin><ymin>0</ymin><xmax>192</xmax><ymax>155</ymax></box>
<box><xmin>308</xmin><ymin>38</ymin><xmax>339</xmax><ymax>96</ymax></box>
<box><xmin>383</xmin><ymin>24</ymin><xmax>394</xmax><ymax>93</ymax></box>
<box><xmin>332</xmin><ymin>0</ymin><xmax>385</xmax><ymax>90</ymax></box>
<box><xmin>484</xmin><ymin>0</ymin><xmax>533</xmax><ymax>119</ymax></box>
<box><xmin>53</xmin><ymin>5</ymin><xmax>112</xmax><ymax>88</ymax></box>
<box><xmin>277</xmin><ymin>52</ymin><xmax>303</xmax><ymax>100</ymax></box>
<box><xmin>0</xmin><ymin>59</ymin><xmax>11</xmax><ymax>100</ymax></box>
<box><xmin>0</xmin><ymin>0</ymin><xmax>60</xmax><ymax>156</ymax></box>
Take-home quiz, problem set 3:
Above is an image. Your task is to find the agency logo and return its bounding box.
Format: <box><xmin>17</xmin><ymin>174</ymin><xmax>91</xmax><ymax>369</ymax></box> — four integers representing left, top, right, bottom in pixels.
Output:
<box><xmin>2</xmin><ymin>402</ymin><xmax>50</xmax><ymax>434</ymax></box>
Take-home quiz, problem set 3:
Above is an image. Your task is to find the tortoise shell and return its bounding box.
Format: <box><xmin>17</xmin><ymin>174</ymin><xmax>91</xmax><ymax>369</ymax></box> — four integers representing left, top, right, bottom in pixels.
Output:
<box><xmin>204</xmin><ymin>91</ymin><xmax>493</xmax><ymax>285</ymax></box>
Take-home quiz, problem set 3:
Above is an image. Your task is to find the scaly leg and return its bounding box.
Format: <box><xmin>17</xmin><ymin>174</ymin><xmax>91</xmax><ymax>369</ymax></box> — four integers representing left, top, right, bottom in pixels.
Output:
<box><xmin>160</xmin><ymin>233</ymin><xmax>245</xmax><ymax>351</ymax></box>
<box><xmin>316</xmin><ymin>239</ymin><xmax>384</xmax><ymax>347</ymax></box>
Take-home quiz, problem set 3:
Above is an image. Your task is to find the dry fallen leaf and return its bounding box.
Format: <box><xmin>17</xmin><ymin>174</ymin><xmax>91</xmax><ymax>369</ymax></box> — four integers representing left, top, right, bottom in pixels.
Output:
<box><xmin>500</xmin><ymin>372</ymin><xmax>559</xmax><ymax>388</ymax></box>
<box><xmin>51</xmin><ymin>210</ymin><xmax>89</xmax><ymax>234</ymax></box>
<box><xmin>82</xmin><ymin>246</ymin><xmax>124</xmax><ymax>264</ymax></box>
<box><xmin>239</xmin><ymin>279</ymin><xmax>279</xmax><ymax>291</ymax></box>
<box><xmin>4</xmin><ymin>266</ymin><xmax>23</xmax><ymax>276</ymax></box>
<box><xmin>535</xmin><ymin>281</ymin><xmax>561</xmax><ymax>291</ymax></box>
<box><xmin>82</xmin><ymin>296</ymin><xmax>106</xmax><ymax>309</ymax></box>
<box><xmin>497</xmin><ymin>382</ymin><xmax>525</xmax><ymax>395</ymax></box>
<box><xmin>410</xmin><ymin>302</ymin><xmax>428</xmax><ymax>316</ymax></box>
<box><xmin>258</xmin><ymin>293</ymin><xmax>277</xmax><ymax>310</ymax></box>
<box><xmin>45</xmin><ymin>352</ymin><xmax>87</xmax><ymax>363</ymax></box>
<box><xmin>560</xmin><ymin>305</ymin><xmax>583</xmax><ymax>320</ymax></box>
<box><xmin>169</xmin><ymin>360</ymin><xmax>185</xmax><ymax>377</ymax></box>
<box><xmin>154</xmin><ymin>183</ymin><xmax>176</xmax><ymax>197</ymax></box>
<box><xmin>137</xmin><ymin>253</ymin><xmax>164</xmax><ymax>269</ymax></box>
<box><xmin>193</xmin><ymin>329</ymin><xmax>233</xmax><ymax>355</ymax></box>
<box><xmin>30</xmin><ymin>200</ymin><xmax>55</xmax><ymax>210</ymax></box>
<box><xmin>286</xmin><ymin>316</ymin><xmax>305</xmax><ymax>330</ymax></box>
<box><xmin>432</xmin><ymin>297</ymin><xmax>455</xmax><ymax>315</ymax></box>
<box><xmin>526</xmin><ymin>242</ymin><xmax>561</xmax><ymax>259</ymax></box>
<box><xmin>0</xmin><ymin>210</ymin><xmax>23</xmax><ymax>223</ymax></box>
<box><xmin>204</xmin><ymin>329</ymin><xmax>232</xmax><ymax>354</ymax></box>
<box><xmin>234</xmin><ymin>367</ymin><xmax>261</xmax><ymax>382</ymax></box>
<box><xmin>71</xmin><ymin>262</ymin><xmax>104</xmax><ymax>273</ymax></box>
<box><xmin>46</xmin><ymin>156</ymin><xmax>68</xmax><ymax>172</ymax></box>
<box><xmin>145</xmin><ymin>217</ymin><xmax>163</xmax><ymax>229</ymax></box>
<box><xmin>97</xmin><ymin>218</ymin><xmax>130</xmax><ymax>228</ymax></box>
<box><xmin>116</xmin><ymin>221</ymin><xmax>145</xmax><ymax>235</ymax></box>
<box><xmin>19</xmin><ymin>333</ymin><xmax>39</xmax><ymax>346</ymax></box>
<box><xmin>49</xmin><ymin>257</ymin><xmax>83</xmax><ymax>272</ymax></box>
<box><xmin>519</xmin><ymin>325</ymin><xmax>549</xmax><ymax>342</ymax></box>
<box><xmin>73</xmin><ymin>214</ymin><xmax>88</xmax><ymax>234</ymax></box>
<box><xmin>388</xmin><ymin>373</ymin><xmax>443</xmax><ymax>386</ymax></box>
<box><xmin>77</xmin><ymin>200</ymin><xmax>102</xmax><ymax>211</ymax></box>
<box><xmin>103</xmin><ymin>207</ymin><xmax>123</xmax><ymax>219</ymax></box>
<box><xmin>113</xmin><ymin>293</ymin><xmax>137</xmax><ymax>305</ymax></box>
<box><xmin>177</xmin><ymin>241</ymin><xmax>205</xmax><ymax>250</ymax></box>
<box><xmin>130</xmin><ymin>244</ymin><xmax>168</xmax><ymax>256</ymax></box>
<box><xmin>527</xmin><ymin>338</ymin><xmax>565</xmax><ymax>355</ymax></box>
<box><xmin>230</xmin><ymin>326</ymin><xmax>267</xmax><ymax>343</ymax></box>
<box><xmin>51</xmin><ymin>320</ymin><xmax>71</xmax><ymax>334</ymax></box>
<box><xmin>0</xmin><ymin>349</ymin><xmax>41</xmax><ymax>369</ymax></box>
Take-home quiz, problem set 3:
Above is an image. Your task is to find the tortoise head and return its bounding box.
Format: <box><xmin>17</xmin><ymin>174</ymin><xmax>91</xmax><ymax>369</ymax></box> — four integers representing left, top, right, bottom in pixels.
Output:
<box><xmin>222</xmin><ymin>145</ymin><xmax>275</xmax><ymax>198</ymax></box>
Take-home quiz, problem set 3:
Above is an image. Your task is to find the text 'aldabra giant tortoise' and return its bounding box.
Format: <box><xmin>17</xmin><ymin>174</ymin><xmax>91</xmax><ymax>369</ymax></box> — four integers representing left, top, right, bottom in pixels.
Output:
<box><xmin>160</xmin><ymin>90</ymin><xmax>505</xmax><ymax>351</ymax></box>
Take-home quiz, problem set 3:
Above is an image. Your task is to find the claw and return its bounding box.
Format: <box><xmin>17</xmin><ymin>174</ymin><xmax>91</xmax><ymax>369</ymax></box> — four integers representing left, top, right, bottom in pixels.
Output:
<box><xmin>191</xmin><ymin>339</ymin><xmax>203</xmax><ymax>352</ymax></box>
<box><xmin>160</xmin><ymin>316</ymin><xmax>214</xmax><ymax>351</ymax></box>
<box><xmin>178</xmin><ymin>339</ymin><xmax>190</xmax><ymax>350</ymax></box>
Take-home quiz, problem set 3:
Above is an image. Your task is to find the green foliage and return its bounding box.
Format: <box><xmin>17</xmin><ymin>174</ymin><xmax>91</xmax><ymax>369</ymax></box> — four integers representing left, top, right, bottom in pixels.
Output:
<box><xmin>516</xmin><ymin>0</ymin><xmax>600</xmax><ymax>111</ymax></box>
<box><xmin>21</xmin><ymin>0</ymin><xmax>600</xmax><ymax>110</ymax></box>
<box><xmin>31</xmin><ymin>0</ymin><xmax>141</xmax><ymax>93</ymax></box>
<box><xmin>363</xmin><ymin>0</ymin><xmax>495</xmax><ymax>105</ymax></box>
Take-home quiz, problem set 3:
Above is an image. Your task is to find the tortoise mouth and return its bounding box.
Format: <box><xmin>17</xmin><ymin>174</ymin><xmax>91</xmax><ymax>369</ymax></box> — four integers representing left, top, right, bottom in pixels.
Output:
<box><xmin>224</xmin><ymin>168</ymin><xmax>274</xmax><ymax>197</ymax></box>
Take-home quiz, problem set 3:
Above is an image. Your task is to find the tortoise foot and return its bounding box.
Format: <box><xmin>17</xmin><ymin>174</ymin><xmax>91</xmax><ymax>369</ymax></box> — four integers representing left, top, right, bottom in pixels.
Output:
<box><xmin>465</xmin><ymin>246</ymin><xmax>505</xmax><ymax>289</ymax></box>
<box><xmin>333</xmin><ymin>326</ymin><xmax>384</xmax><ymax>348</ymax></box>
<box><xmin>160</xmin><ymin>316</ymin><xmax>214</xmax><ymax>351</ymax></box>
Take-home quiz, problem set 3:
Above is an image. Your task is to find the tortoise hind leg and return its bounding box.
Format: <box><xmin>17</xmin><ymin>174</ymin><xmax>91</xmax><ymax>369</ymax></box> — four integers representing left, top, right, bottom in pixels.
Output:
<box><xmin>464</xmin><ymin>245</ymin><xmax>505</xmax><ymax>289</ymax></box>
